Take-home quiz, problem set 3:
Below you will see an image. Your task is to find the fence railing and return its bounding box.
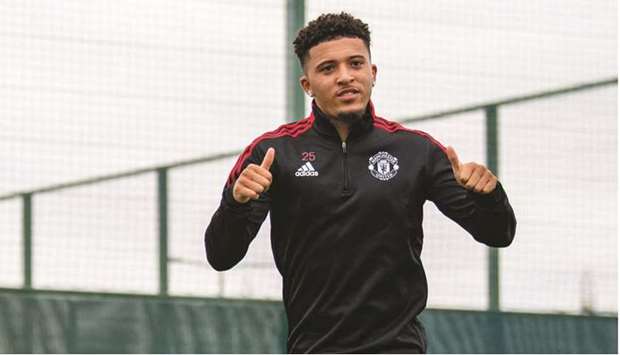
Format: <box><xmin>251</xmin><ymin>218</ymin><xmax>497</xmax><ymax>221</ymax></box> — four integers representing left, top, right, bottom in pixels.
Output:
<box><xmin>1</xmin><ymin>77</ymin><xmax>616</xmax><ymax>311</ymax></box>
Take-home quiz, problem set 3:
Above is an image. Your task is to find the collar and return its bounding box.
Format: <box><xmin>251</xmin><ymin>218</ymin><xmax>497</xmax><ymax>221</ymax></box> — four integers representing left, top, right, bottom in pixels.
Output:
<box><xmin>311</xmin><ymin>100</ymin><xmax>376</xmax><ymax>141</ymax></box>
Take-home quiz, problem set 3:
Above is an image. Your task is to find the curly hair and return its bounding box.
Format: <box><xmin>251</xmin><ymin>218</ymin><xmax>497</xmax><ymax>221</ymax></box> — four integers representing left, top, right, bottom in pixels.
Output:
<box><xmin>293</xmin><ymin>12</ymin><xmax>371</xmax><ymax>67</ymax></box>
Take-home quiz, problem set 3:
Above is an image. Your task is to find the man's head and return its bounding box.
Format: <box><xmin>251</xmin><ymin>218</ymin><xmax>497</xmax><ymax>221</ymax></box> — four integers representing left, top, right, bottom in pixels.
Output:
<box><xmin>294</xmin><ymin>12</ymin><xmax>377</xmax><ymax>122</ymax></box>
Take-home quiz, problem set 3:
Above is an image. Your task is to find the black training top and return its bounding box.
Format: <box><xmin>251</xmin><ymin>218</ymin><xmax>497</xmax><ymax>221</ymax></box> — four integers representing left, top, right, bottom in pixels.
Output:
<box><xmin>205</xmin><ymin>101</ymin><xmax>516</xmax><ymax>353</ymax></box>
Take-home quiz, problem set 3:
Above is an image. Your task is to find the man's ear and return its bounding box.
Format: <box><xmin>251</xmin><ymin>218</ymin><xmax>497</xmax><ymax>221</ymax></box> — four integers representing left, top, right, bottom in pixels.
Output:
<box><xmin>371</xmin><ymin>64</ymin><xmax>377</xmax><ymax>84</ymax></box>
<box><xmin>300</xmin><ymin>76</ymin><xmax>313</xmax><ymax>97</ymax></box>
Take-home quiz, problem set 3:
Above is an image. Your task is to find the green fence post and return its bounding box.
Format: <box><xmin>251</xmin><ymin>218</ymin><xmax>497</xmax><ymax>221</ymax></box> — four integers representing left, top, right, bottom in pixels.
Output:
<box><xmin>157</xmin><ymin>169</ymin><xmax>169</xmax><ymax>296</ymax></box>
<box><xmin>485</xmin><ymin>106</ymin><xmax>500</xmax><ymax>311</ymax></box>
<box><xmin>286</xmin><ymin>0</ymin><xmax>305</xmax><ymax>122</ymax></box>
<box><xmin>283</xmin><ymin>5</ymin><xmax>303</xmax><ymax>344</ymax></box>
<box><xmin>22</xmin><ymin>193</ymin><xmax>32</xmax><ymax>289</ymax></box>
<box><xmin>21</xmin><ymin>193</ymin><xmax>33</xmax><ymax>353</ymax></box>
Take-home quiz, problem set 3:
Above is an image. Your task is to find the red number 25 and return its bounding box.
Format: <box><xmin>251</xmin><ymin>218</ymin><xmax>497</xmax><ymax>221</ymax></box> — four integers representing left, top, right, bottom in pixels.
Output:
<box><xmin>301</xmin><ymin>152</ymin><xmax>316</xmax><ymax>161</ymax></box>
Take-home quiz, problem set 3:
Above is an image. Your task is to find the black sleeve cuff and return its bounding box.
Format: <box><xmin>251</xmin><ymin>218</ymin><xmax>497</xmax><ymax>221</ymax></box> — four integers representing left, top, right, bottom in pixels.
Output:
<box><xmin>221</xmin><ymin>188</ymin><xmax>252</xmax><ymax>215</ymax></box>
<box><xmin>468</xmin><ymin>181</ymin><xmax>507</xmax><ymax>209</ymax></box>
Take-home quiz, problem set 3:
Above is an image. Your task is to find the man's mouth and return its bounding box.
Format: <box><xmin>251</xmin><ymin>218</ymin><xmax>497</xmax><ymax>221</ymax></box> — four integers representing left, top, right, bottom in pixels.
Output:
<box><xmin>336</xmin><ymin>88</ymin><xmax>360</xmax><ymax>100</ymax></box>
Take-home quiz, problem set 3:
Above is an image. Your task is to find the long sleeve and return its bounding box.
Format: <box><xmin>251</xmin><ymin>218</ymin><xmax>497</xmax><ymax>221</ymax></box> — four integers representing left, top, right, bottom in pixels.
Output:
<box><xmin>425</xmin><ymin>143</ymin><xmax>516</xmax><ymax>247</ymax></box>
<box><xmin>204</xmin><ymin>145</ymin><xmax>271</xmax><ymax>271</ymax></box>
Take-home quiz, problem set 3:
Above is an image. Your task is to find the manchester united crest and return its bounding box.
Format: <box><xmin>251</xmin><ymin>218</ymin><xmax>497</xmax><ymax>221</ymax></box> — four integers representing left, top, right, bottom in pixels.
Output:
<box><xmin>368</xmin><ymin>151</ymin><xmax>399</xmax><ymax>181</ymax></box>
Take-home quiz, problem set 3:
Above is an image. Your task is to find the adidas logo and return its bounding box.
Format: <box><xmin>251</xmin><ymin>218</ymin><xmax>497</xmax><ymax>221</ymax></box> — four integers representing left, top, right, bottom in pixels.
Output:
<box><xmin>295</xmin><ymin>162</ymin><xmax>319</xmax><ymax>177</ymax></box>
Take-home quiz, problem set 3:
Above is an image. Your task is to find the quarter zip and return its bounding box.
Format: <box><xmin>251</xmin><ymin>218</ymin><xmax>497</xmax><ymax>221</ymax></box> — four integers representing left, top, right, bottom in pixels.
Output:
<box><xmin>341</xmin><ymin>141</ymin><xmax>352</xmax><ymax>197</ymax></box>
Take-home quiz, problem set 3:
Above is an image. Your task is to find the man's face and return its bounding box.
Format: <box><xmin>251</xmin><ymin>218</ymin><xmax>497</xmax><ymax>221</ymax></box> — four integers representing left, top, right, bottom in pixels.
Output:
<box><xmin>300</xmin><ymin>37</ymin><xmax>377</xmax><ymax>120</ymax></box>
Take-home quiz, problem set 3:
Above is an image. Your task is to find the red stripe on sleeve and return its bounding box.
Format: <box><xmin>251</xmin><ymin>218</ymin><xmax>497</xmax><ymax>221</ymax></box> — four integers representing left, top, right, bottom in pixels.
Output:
<box><xmin>372</xmin><ymin>115</ymin><xmax>447</xmax><ymax>153</ymax></box>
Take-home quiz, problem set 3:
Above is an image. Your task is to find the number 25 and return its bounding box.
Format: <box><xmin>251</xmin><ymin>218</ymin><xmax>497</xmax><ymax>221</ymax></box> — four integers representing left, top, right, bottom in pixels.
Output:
<box><xmin>302</xmin><ymin>152</ymin><xmax>316</xmax><ymax>161</ymax></box>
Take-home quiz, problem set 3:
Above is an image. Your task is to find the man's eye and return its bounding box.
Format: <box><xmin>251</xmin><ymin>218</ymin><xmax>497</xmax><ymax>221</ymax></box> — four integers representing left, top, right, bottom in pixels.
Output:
<box><xmin>320</xmin><ymin>65</ymin><xmax>334</xmax><ymax>72</ymax></box>
<box><xmin>351</xmin><ymin>60</ymin><xmax>363</xmax><ymax>68</ymax></box>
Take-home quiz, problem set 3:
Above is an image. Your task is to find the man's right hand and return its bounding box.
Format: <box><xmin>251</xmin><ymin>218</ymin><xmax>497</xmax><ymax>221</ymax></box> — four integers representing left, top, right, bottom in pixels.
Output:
<box><xmin>232</xmin><ymin>147</ymin><xmax>275</xmax><ymax>203</ymax></box>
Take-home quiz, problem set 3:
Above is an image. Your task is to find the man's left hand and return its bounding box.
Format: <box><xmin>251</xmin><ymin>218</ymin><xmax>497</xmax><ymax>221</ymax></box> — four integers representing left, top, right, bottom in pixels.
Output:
<box><xmin>446</xmin><ymin>146</ymin><xmax>497</xmax><ymax>194</ymax></box>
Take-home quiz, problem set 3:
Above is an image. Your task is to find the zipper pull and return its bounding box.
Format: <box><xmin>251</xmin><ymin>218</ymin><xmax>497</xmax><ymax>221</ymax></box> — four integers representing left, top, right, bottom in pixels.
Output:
<box><xmin>341</xmin><ymin>141</ymin><xmax>347</xmax><ymax>154</ymax></box>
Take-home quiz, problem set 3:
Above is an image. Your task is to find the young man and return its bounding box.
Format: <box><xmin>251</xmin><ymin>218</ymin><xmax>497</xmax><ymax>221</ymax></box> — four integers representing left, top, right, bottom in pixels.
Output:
<box><xmin>205</xmin><ymin>12</ymin><xmax>516</xmax><ymax>353</ymax></box>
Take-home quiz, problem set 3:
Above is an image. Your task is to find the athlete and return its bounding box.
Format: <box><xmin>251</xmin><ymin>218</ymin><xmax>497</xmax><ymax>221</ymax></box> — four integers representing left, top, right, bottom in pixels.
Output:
<box><xmin>205</xmin><ymin>12</ymin><xmax>516</xmax><ymax>353</ymax></box>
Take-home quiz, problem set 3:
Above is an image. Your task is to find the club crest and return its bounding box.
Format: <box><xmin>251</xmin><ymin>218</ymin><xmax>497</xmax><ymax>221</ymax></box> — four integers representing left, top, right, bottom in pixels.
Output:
<box><xmin>368</xmin><ymin>151</ymin><xmax>399</xmax><ymax>181</ymax></box>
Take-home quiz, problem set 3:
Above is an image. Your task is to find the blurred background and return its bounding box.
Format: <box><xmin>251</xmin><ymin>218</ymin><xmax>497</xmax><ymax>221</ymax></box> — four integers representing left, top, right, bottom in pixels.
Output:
<box><xmin>0</xmin><ymin>0</ymin><xmax>616</xmax><ymax>353</ymax></box>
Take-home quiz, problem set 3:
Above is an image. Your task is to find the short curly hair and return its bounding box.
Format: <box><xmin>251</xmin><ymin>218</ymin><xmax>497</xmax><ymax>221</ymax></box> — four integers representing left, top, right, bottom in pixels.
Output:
<box><xmin>293</xmin><ymin>12</ymin><xmax>371</xmax><ymax>68</ymax></box>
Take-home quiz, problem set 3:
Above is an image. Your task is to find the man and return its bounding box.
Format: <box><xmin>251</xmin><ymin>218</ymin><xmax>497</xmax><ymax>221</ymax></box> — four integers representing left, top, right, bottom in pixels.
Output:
<box><xmin>205</xmin><ymin>12</ymin><xmax>516</xmax><ymax>353</ymax></box>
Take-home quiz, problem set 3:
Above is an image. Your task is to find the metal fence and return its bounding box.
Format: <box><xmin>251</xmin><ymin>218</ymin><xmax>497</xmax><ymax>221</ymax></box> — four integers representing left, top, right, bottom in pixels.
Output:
<box><xmin>0</xmin><ymin>77</ymin><xmax>616</xmax><ymax>315</ymax></box>
<box><xmin>0</xmin><ymin>0</ymin><xmax>616</xmax><ymax>316</ymax></box>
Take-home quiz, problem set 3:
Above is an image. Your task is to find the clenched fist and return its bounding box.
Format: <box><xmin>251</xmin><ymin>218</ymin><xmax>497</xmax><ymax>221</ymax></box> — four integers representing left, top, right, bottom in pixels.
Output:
<box><xmin>446</xmin><ymin>146</ymin><xmax>497</xmax><ymax>194</ymax></box>
<box><xmin>233</xmin><ymin>148</ymin><xmax>275</xmax><ymax>203</ymax></box>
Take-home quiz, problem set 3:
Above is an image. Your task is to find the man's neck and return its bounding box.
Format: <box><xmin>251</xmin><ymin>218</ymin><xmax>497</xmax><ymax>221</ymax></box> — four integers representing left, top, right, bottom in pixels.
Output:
<box><xmin>331</xmin><ymin>120</ymin><xmax>350</xmax><ymax>142</ymax></box>
<box><xmin>313</xmin><ymin>102</ymin><xmax>369</xmax><ymax>142</ymax></box>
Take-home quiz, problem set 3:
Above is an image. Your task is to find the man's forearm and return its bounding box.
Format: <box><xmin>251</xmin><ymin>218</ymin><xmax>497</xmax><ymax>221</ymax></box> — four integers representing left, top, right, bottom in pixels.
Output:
<box><xmin>461</xmin><ymin>183</ymin><xmax>517</xmax><ymax>247</ymax></box>
<box><xmin>204</xmin><ymin>191</ymin><xmax>254</xmax><ymax>271</ymax></box>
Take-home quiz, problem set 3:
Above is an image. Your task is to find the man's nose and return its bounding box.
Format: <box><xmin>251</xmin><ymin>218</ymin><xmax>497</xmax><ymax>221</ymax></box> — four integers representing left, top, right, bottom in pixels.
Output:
<box><xmin>336</xmin><ymin>67</ymin><xmax>354</xmax><ymax>85</ymax></box>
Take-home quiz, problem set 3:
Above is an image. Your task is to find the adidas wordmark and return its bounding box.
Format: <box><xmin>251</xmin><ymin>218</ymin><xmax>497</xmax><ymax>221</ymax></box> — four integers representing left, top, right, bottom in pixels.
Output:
<box><xmin>295</xmin><ymin>162</ymin><xmax>319</xmax><ymax>177</ymax></box>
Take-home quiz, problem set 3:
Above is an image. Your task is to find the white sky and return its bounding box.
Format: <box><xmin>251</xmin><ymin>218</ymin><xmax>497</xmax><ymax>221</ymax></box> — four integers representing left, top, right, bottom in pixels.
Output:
<box><xmin>0</xmin><ymin>0</ymin><xmax>616</xmax><ymax>314</ymax></box>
